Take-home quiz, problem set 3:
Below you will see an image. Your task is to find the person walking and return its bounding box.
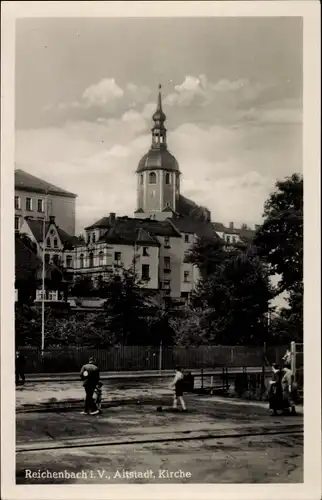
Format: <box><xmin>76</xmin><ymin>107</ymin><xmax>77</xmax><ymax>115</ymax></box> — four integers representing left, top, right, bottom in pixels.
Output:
<box><xmin>80</xmin><ymin>357</ymin><xmax>100</xmax><ymax>415</ymax></box>
<box><xmin>15</xmin><ymin>350</ymin><xmax>26</xmax><ymax>385</ymax></box>
<box><xmin>170</xmin><ymin>365</ymin><xmax>187</xmax><ymax>411</ymax></box>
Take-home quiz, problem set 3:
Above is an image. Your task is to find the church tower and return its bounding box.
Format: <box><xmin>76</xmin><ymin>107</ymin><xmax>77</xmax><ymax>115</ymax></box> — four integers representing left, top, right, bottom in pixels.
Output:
<box><xmin>135</xmin><ymin>85</ymin><xmax>181</xmax><ymax>220</ymax></box>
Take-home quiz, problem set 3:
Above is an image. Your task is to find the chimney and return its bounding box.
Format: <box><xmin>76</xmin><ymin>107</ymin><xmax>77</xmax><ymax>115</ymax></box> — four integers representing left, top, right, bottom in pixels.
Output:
<box><xmin>49</xmin><ymin>215</ymin><xmax>55</xmax><ymax>224</ymax></box>
<box><xmin>109</xmin><ymin>212</ymin><xmax>116</xmax><ymax>224</ymax></box>
<box><xmin>229</xmin><ymin>222</ymin><xmax>234</xmax><ymax>230</ymax></box>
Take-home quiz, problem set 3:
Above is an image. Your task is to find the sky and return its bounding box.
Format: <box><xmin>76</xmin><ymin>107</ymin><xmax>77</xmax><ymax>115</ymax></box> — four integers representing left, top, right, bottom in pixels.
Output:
<box><xmin>15</xmin><ymin>17</ymin><xmax>303</xmax><ymax>235</ymax></box>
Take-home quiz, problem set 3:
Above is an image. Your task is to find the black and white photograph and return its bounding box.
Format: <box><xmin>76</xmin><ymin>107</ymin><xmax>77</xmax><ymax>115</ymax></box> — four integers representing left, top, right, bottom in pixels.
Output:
<box><xmin>1</xmin><ymin>2</ymin><xmax>320</xmax><ymax>500</ymax></box>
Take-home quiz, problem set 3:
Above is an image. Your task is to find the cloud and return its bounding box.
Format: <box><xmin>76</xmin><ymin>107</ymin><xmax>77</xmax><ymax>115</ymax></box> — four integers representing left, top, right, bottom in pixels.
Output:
<box><xmin>17</xmin><ymin>73</ymin><xmax>302</xmax><ymax>233</ymax></box>
<box><xmin>82</xmin><ymin>78</ymin><xmax>124</xmax><ymax>106</ymax></box>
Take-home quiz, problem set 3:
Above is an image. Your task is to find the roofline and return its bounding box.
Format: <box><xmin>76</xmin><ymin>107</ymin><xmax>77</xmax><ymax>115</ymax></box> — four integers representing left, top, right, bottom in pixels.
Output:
<box><xmin>15</xmin><ymin>185</ymin><xmax>77</xmax><ymax>199</ymax></box>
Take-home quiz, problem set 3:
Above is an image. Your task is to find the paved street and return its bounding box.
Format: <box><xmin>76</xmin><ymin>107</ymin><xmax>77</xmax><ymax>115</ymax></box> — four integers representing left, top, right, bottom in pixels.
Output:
<box><xmin>16</xmin><ymin>382</ymin><xmax>303</xmax><ymax>484</ymax></box>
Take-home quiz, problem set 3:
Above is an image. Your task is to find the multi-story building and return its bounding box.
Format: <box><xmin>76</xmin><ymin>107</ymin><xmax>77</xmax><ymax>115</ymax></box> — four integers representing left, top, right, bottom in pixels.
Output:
<box><xmin>15</xmin><ymin>169</ymin><xmax>77</xmax><ymax>235</ymax></box>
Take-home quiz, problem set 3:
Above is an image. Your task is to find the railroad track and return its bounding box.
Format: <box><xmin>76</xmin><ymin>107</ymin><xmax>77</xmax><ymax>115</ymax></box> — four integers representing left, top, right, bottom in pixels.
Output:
<box><xmin>16</xmin><ymin>423</ymin><xmax>303</xmax><ymax>454</ymax></box>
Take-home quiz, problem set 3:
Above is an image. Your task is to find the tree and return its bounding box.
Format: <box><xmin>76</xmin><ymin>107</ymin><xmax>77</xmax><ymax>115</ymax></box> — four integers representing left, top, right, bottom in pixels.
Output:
<box><xmin>188</xmin><ymin>253</ymin><xmax>274</xmax><ymax>345</ymax></box>
<box><xmin>185</xmin><ymin>237</ymin><xmax>231</xmax><ymax>278</ymax></box>
<box><xmin>253</xmin><ymin>173</ymin><xmax>303</xmax><ymax>295</ymax></box>
<box><xmin>70</xmin><ymin>274</ymin><xmax>94</xmax><ymax>297</ymax></box>
<box><xmin>101</xmin><ymin>267</ymin><xmax>151</xmax><ymax>344</ymax></box>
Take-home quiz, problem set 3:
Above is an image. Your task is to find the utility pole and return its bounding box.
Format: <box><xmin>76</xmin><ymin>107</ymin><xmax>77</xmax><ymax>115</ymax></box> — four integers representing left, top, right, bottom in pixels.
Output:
<box><xmin>41</xmin><ymin>192</ymin><xmax>48</xmax><ymax>355</ymax></box>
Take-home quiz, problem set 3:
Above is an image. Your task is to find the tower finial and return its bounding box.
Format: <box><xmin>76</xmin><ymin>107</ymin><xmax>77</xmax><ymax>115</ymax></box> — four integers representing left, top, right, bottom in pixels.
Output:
<box><xmin>158</xmin><ymin>83</ymin><xmax>162</xmax><ymax>90</ymax></box>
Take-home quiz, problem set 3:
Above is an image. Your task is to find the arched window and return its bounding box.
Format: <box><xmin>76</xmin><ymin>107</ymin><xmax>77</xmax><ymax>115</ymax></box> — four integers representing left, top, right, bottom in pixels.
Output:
<box><xmin>140</xmin><ymin>174</ymin><xmax>144</xmax><ymax>185</ymax></box>
<box><xmin>80</xmin><ymin>254</ymin><xmax>84</xmax><ymax>268</ymax></box>
<box><xmin>149</xmin><ymin>172</ymin><xmax>156</xmax><ymax>184</ymax></box>
<box><xmin>92</xmin><ymin>233</ymin><xmax>96</xmax><ymax>243</ymax></box>
<box><xmin>98</xmin><ymin>251</ymin><xmax>104</xmax><ymax>266</ymax></box>
<box><xmin>89</xmin><ymin>252</ymin><xmax>94</xmax><ymax>268</ymax></box>
<box><xmin>46</xmin><ymin>237</ymin><xmax>51</xmax><ymax>248</ymax></box>
<box><xmin>53</xmin><ymin>238</ymin><xmax>58</xmax><ymax>248</ymax></box>
<box><xmin>165</xmin><ymin>173</ymin><xmax>170</xmax><ymax>185</ymax></box>
<box><xmin>66</xmin><ymin>255</ymin><xmax>73</xmax><ymax>268</ymax></box>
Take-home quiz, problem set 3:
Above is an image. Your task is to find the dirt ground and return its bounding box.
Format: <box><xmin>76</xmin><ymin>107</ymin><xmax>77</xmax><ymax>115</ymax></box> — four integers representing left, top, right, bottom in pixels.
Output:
<box><xmin>16</xmin><ymin>392</ymin><xmax>303</xmax><ymax>484</ymax></box>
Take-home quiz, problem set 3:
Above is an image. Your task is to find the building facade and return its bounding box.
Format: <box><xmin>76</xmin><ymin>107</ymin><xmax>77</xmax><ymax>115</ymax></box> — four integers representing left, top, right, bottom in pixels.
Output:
<box><xmin>15</xmin><ymin>169</ymin><xmax>77</xmax><ymax>235</ymax></box>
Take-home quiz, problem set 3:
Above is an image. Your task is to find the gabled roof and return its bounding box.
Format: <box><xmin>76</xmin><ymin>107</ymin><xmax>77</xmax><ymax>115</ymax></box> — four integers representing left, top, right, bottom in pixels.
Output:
<box><xmin>15</xmin><ymin>169</ymin><xmax>77</xmax><ymax>198</ymax></box>
<box><xmin>99</xmin><ymin>223</ymin><xmax>160</xmax><ymax>247</ymax></box>
<box><xmin>86</xmin><ymin>215</ymin><xmax>182</xmax><ymax>240</ymax></box>
<box><xmin>24</xmin><ymin>219</ymin><xmax>78</xmax><ymax>247</ymax></box>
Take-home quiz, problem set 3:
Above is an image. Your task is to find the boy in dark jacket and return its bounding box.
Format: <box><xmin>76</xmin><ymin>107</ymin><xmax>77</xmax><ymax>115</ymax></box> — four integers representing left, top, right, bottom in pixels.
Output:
<box><xmin>80</xmin><ymin>357</ymin><xmax>100</xmax><ymax>415</ymax></box>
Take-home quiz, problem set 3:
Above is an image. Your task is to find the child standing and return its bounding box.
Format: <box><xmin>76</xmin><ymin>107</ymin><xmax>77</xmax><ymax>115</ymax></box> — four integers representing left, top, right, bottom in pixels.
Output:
<box><xmin>170</xmin><ymin>366</ymin><xmax>187</xmax><ymax>411</ymax></box>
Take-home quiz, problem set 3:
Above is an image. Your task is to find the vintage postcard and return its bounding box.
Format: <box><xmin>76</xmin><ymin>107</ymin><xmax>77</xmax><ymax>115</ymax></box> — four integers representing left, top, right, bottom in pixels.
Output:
<box><xmin>1</xmin><ymin>1</ymin><xmax>321</xmax><ymax>500</ymax></box>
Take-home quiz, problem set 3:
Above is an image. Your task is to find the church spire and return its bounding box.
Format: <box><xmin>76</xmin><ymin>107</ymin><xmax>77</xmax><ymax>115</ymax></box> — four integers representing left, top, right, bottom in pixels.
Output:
<box><xmin>151</xmin><ymin>84</ymin><xmax>167</xmax><ymax>149</ymax></box>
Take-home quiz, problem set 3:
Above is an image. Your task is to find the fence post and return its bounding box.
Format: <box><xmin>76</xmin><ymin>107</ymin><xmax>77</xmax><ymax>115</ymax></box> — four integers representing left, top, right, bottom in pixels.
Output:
<box><xmin>159</xmin><ymin>340</ymin><xmax>162</xmax><ymax>376</ymax></box>
<box><xmin>290</xmin><ymin>341</ymin><xmax>296</xmax><ymax>379</ymax></box>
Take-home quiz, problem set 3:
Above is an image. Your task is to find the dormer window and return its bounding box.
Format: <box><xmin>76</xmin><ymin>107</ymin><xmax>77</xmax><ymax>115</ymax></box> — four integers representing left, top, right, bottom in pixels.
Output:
<box><xmin>53</xmin><ymin>238</ymin><xmax>58</xmax><ymax>248</ymax></box>
<box><xmin>149</xmin><ymin>172</ymin><xmax>156</xmax><ymax>184</ymax></box>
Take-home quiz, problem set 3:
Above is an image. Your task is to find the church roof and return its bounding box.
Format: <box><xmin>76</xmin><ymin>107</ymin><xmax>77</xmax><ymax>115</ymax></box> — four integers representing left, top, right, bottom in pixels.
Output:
<box><xmin>15</xmin><ymin>169</ymin><xmax>77</xmax><ymax>198</ymax></box>
<box><xmin>137</xmin><ymin>148</ymin><xmax>180</xmax><ymax>173</ymax></box>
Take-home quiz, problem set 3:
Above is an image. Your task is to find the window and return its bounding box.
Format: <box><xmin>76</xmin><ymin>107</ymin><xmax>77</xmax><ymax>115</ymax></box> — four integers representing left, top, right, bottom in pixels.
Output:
<box><xmin>226</xmin><ymin>236</ymin><xmax>231</xmax><ymax>244</ymax></box>
<box><xmin>149</xmin><ymin>172</ymin><xmax>156</xmax><ymax>184</ymax></box>
<box><xmin>14</xmin><ymin>216</ymin><xmax>19</xmax><ymax>231</ymax></box>
<box><xmin>89</xmin><ymin>252</ymin><xmax>94</xmax><ymax>268</ymax></box>
<box><xmin>80</xmin><ymin>254</ymin><xmax>84</xmax><ymax>268</ymax></box>
<box><xmin>143</xmin><ymin>247</ymin><xmax>149</xmax><ymax>257</ymax></box>
<box><xmin>87</xmin><ymin>234</ymin><xmax>91</xmax><ymax>244</ymax></box>
<box><xmin>165</xmin><ymin>173</ymin><xmax>170</xmax><ymax>185</ymax></box>
<box><xmin>92</xmin><ymin>233</ymin><xmax>96</xmax><ymax>243</ymax></box>
<box><xmin>66</xmin><ymin>255</ymin><xmax>73</xmax><ymax>268</ymax></box>
<box><xmin>45</xmin><ymin>254</ymin><xmax>50</xmax><ymax>264</ymax></box>
<box><xmin>37</xmin><ymin>199</ymin><xmax>44</xmax><ymax>213</ymax></box>
<box><xmin>163</xmin><ymin>280</ymin><xmax>171</xmax><ymax>290</ymax></box>
<box><xmin>48</xmin><ymin>290</ymin><xmax>58</xmax><ymax>301</ymax></box>
<box><xmin>141</xmin><ymin>264</ymin><xmax>150</xmax><ymax>281</ymax></box>
<box><xmin>184</xmin><ymin>234</ymin><xmax>189</xmax><ymax>243</ymax></box>
<box><xmin>15</xmin><ymin>196</ymin><xmax>21</xmax><ymax>210</ymax></box>
<box><xmin>114</xmin><ymin>252</ymin><xmax>121</xmax><ymax>262</ymax></box>
<box><xmin>140</xmin><ymin>174</ymin><xmax>144</xmax><ymax>185</ymax></box>
<box><xmin>232</xmin><ymin>236</ymin><xmax>236</xmax><ymax>243</ymax></box>
<box><xmin>98</xmin><ymin>251</ymin><xmax>104</xmax><ymax>266</ymax></box>
<box><xmin>164</xmin><ymin>256</ymin><xmax>171</xmax><ymax>269</ymax></box>
<box><xmin>36</xmin><ymin>289</ymin><xmax>45</xmax><ymax>301</ymax></box>
<box><xmin>46</xmin><ymin>238</ymin><xmax>51</xmax><ymax>248</ymax></box>
<box><xmin>164</xmin><ymin>236</ymin><xmax>171</xmax><ymax>248</ymax></box>
<box><xmin>53</xmin><ymin>254</ymin><xmax>59</xmax><ymax>266</ymax></box>
<box><xmin>53</xmin><ymin>238</ymin><xmax>58</xmax><ymax>248</ymax></box>
<box><xmin>26</xmin><ymin>197</ymin><xmax>32</xmax><ymax>211</ymax></box>
<box><xmin>184</xmin><ymin>271</ymin><xmax>190</xmax><ymax>282</ymax></box>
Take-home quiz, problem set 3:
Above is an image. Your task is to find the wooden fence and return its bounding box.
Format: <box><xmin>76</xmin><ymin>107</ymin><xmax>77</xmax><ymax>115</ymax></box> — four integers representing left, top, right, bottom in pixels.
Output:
<box><xmin>19</xmin><ymin>344</ymin><xmax>289</xmax><ymax>374</ymax></box>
